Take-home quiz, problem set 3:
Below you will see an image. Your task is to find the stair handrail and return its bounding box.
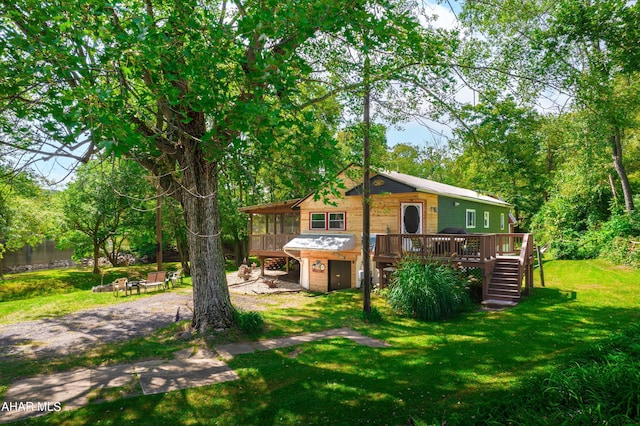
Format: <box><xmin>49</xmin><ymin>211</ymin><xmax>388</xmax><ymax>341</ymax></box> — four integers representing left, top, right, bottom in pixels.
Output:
<box><xmin>518</xmin><ymin>233</ymin><xmax>534</xmax><ymax>294</ymax></box>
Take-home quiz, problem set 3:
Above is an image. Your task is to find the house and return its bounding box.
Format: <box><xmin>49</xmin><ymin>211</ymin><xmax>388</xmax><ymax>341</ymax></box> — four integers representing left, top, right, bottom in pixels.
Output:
<box><xmin>240</xmin><ymin>168</ymin><xmax>533</xmax><ymax>306</ymax></box>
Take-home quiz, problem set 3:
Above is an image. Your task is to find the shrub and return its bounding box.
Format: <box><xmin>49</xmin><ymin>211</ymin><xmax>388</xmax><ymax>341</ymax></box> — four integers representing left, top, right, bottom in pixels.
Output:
<box><xmin>599</xmin><ymin>212</ymin><xmax>640</xmax><ymax>267</ymax></box>
<box><xmin>387</xmin><ymin>258</ymin><xmax>472</xmax><ymax>321</ymax></box>
<box><xmin>233</xmin><ymin>308</ymin><xmax>264</xmax><ymax>336</ymax></box>
<box><xmin>534</xmin><ymin>210</ymin><xmax>640</xmax><ymax>264</ymax></box>
<box><xmin>459</xmin><ymin>267</ymin><xmax>483</xmax><ymax>303</ymax></box>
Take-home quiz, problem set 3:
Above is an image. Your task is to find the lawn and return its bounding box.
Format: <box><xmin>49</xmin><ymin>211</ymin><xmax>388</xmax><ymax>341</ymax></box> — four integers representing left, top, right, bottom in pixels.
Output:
<box><xmin>0</xmin><ymin>264</ymin><xmax>187</xmax><ymax>325</ymax></box>
<box><xmin>1</xmin><ymin>259</ymin><xmax>639</xmax><ymax>425</ymax></box>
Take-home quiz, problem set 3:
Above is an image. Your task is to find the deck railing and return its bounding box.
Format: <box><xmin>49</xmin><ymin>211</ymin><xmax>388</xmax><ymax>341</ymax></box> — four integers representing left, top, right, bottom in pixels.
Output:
<box><xmin>518</xmin><ymin>233</ymin><xmax>535</xmax><ymax>295</ymax></box>
<box><xmin>496</xmin><ymin>233</ymin><xmax>527</xmax><ymax>256</ymax></box>
<box><xmin>374</xmin><ymin>233</ymin><xmax>497</xmax><ymax>262</ymax></box>
<box><xmin>249</xmin><ymin>234</ymin><xmax>298</xmax><ymax>253</ymax></box>
<box><xmin>250</xmin><ymin>232</ymin><xmax>534</xmax><ymax>267</ymax></box>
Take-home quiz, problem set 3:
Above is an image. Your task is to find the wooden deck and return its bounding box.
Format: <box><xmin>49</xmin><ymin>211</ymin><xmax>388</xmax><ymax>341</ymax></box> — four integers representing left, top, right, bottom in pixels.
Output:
<box><xmin>374</xmin><ymin>233</ymin><xmax>529</xmax><ymax>261</ymax></box>
<box><xmin>374</xmin><ymin>233</ymin><xmax>535</xmax><ymax>304</ymax></box>
<box><xmin>247</xmin><ymin>234</ymin><xmax>299</xmax><ymax>276</ymax></box>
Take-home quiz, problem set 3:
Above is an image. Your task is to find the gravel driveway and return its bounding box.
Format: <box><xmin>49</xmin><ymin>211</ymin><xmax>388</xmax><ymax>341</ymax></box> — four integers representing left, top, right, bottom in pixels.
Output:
<box><xmin>0</xmin><ymin>270</ymin><xmax>304</xmax><ymax>361</ymax></box>
<box><xmin>0</xmin><ymin>291</ymin><xmax>194</xmax><ymax>360</ymax></box>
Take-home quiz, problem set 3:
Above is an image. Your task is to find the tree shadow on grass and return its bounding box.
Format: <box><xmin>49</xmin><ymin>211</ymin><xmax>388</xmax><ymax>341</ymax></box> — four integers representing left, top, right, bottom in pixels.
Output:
<box><xmin>0</xmin><ymin>270</ymin><xmax>111</xmax><ymax>302</ymax></box>
<box><xmin>0</xmin><ymin>267</ymin><xmax>164</xmax><ymax>302</ymax></box>
<box><xmin>48</xmin><ymin>300</ymin><xmax>636</xmax><ymax>426</ymax></box>
<box><xmin>7</xmin><ymin>283</ymin><xmax>639</xmax><ymax>425</ymax></box>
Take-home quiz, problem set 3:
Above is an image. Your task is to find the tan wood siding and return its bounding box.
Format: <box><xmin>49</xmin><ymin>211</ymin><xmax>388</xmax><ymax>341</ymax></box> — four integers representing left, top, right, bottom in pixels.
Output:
<box><xmin>299</xmin><ymin>191</ymin><xmax>439</xmax><ymax>241</ymax></box>
<box><xmin>295</xmin><ymin>170</ymin><xmax>440</xmax><ymax>292</ymax></box>
<box><xmin>301</xmin><ymin>250</ymin><xmax>358</xmax><ymax>292</ymax></box>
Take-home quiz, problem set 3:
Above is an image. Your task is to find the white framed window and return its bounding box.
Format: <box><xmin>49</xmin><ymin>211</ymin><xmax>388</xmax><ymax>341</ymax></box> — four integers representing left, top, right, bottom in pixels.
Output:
<box><xmin>466</xmin><ymin>209</ymin><xmax>476</xmax><ymax>228</ymax></box>
<box><xmin>328</xmin><ymin>212</ymin><xmax>346</xmax><ymax>230</ymax></box>
<box><xmin>500</xmin><ymin>213</ymin><xmax>505</xmax><ymax>230</ymax></box>
<box><xmin>310</xmin><ymin>213</ymin><xmax>326</xmax><ymax>230</ymax></box>
<box><xmin>484</xmin><ymin>211</ymin><xmax>490</xmax><ymax>228</ymax></box>
<box><xmin>310</xmin><ymin>212</ymin><xmax>346</xmax><ymax>230</ymax></box>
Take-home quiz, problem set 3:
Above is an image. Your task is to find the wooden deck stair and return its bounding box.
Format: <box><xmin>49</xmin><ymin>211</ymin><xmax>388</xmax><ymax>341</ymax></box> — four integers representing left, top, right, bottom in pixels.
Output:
<box><xmin>483</xmin><ymin>257</ymin><xmax>521</xmax><ymax>309</ymax></box>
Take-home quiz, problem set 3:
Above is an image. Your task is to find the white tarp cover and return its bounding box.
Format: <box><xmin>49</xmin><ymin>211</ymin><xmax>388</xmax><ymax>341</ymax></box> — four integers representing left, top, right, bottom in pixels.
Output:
<box><xmin>283</xmin><ymin>234</ymin><xmax>355</xmax><ymax>251</ymax></box>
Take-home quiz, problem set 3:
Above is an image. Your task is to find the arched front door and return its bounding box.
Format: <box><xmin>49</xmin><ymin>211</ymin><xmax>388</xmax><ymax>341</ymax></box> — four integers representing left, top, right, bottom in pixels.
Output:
<box><xmin>401</xmin><ymin>203</ymin><xmax>422</xmax><ymax>234</ymax></box>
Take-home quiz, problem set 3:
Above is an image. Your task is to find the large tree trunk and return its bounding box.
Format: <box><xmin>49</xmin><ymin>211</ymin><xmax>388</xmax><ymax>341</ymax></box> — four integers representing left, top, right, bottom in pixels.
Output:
<box><xmin>180</xmin><ymin>152</ymin><xmax>234</xmax><ymax>332</ymax></box>
<box><xmin>611</xmin><ymin>130</ymin><xmax>634</xmax><ymax>212</ymax></box>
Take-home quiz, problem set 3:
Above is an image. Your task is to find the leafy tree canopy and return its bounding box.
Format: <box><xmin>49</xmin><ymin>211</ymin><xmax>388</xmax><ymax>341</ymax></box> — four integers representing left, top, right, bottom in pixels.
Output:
<box><xmin>0</xmin><ymin>0</ymin><xmax>460</xmax><ymax>329</ymax></box>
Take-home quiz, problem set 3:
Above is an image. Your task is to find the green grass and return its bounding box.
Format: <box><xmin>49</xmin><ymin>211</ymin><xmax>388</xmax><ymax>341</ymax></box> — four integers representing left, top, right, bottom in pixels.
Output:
<box><xmin>470</xmin><ymin>323</ymin><xmax>640</xmax><ymax>425</ymax></box>
<box><xmin>2</xmin><ymin>259</ymin><xmax>639</xmax><ymax>425</ymax></box>
<box><xmin>0</xmin><ymin>264</ymin><xmax>188</xmax><ymax>324</ymax></box>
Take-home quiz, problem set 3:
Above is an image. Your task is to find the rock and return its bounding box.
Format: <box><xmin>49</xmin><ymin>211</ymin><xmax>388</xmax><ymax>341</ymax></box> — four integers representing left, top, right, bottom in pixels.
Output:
<box><xmin>92</xmin><ymin>284</ymin><xmax>114</xmax><ymax>293</ymax></box>
<box><xmin>237</xmin><ymin>264</ymin><xmax>251</xmax><ymax>280</ymax></box>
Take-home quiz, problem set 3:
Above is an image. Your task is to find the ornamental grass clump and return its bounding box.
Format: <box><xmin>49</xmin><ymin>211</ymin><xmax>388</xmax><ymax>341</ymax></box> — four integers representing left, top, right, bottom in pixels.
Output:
<box><xmin>387</xmin><ymin>258</ymin><xmax>472</xmax><ymax>321</ymax></box>
<box><xmin>233</xmin><ymin>308</ymin><xmax>264</xmax><ymax>336</ymax></box>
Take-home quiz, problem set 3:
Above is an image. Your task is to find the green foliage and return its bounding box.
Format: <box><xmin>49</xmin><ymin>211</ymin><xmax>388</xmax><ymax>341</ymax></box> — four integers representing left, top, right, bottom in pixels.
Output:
<box><xmin>604</xmin><ymin>236</ymin><xmax>640</xmax><ymax>268</ymax></box>
<box><xmin>530</xmin><ymin>110</ymin><xmax>618</xmax><ymax>259</ymax></box>
<box><xmin>0</xmin><ymin>170</ymin><xmax>64</xmax><ymax>261</ymax></box>
<box><xmin>449</xmin><ymin>95</ymin><xmax>549</xmax><ymax>229</ymax></box>
<box><xmin>597</xmin><ymin>212</ymin><xmax>640</xmax><ymax>267</ymax></box>
<box><xmin>461</xmin><ymin>0</ymin><xmax>640</xmax><ymax>217</ymax></box>
<box><xmin>383</xmin><ymin>142</ymin><xmax>453</xmax><ymax>183</ymax></box>
<box><xmin>472</xmin><ymin>323</ymin><xmax>640</xmax><ymax>425</ymax></box>
<box><xmin>387</xmin><ymin>258</ymin><xmax>472</xmax><ymax>321</ymax></box>
<box><xmin>60</xmin><ymin>159</ymin><xmax>155</xmax><ymax>269</ymax></box>
<box><xmin>233</xmin><ymin>308</ymin><xmax>264</xmax><ymax>336</ymax></box>
<box><xmin>534</xmin><ymin>207</ymin><xmax>640</xmax><ymax>264</ymax></box>
<box><xmin>0</xmin><ymin>0</ymin><xmax>466</xmax><ymax>328</ymax></box>
<box><xmin>336</xmin><ymin>123</ymin><xmax>388</xmax><ymax>169</ymax></box>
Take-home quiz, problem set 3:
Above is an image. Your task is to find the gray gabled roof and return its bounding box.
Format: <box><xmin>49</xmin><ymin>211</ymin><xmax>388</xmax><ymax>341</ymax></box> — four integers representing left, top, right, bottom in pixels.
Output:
<box><xmin>377</xmin><ymin>170</ymin><xmax>511</xmax><ymax>207</ymax></box>
<box><xmin>290</xmin><ymin>166</ymin><xmax>512</xmax><ymax>209</ymax></box>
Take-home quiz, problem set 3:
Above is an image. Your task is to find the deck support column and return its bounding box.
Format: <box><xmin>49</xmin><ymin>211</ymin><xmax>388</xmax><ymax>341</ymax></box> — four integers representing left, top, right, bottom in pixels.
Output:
<box><xmin>482</xmin><ymin>269</ymin><xmax>490</xmax><ymax>301</ymax></box>
<box><xmin>482</xmin><ymin>259</ymin><xmax>495</xmax><ymax>302</ymax></box>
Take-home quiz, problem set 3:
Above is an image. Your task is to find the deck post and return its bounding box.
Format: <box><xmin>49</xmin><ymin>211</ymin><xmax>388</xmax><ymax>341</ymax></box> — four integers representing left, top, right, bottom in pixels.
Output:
<box><xmin>536</xmin><ymin>246</ymin><xmax>545</xmax><ymax>287</ymax></box>
<box><xmin>482</xmin><ymin>268</ymin><xmax>490</xmax><ymax>301</ymax></box>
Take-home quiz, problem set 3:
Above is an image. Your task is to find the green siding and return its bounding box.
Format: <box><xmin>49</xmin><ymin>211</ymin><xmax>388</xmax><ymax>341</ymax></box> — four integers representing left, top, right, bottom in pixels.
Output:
<box><xmin>437</xmin><ymin>195</ymin><xmax>510</xmax><ymax>233</ymax></box>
